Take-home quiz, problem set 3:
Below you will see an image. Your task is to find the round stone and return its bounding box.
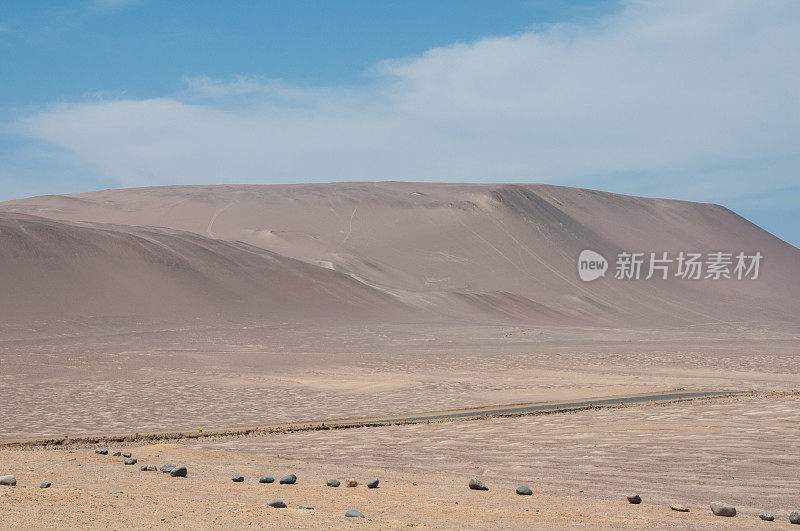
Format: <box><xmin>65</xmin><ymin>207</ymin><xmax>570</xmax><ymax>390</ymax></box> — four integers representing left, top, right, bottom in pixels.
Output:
<box><xmin>279</xmin><ymin>474</ymin><xmax>297</xmax><ymax>484</ymax></box>
<box><xmin>258</xmin><ymin>476</ymin><xmax>274</xmax><ymax>483</ymax></box>
<box><xmin>231</xmin><ymin>475</ymin><xmax>244</xmax><ymax>482</ymax></box>
<box><xmin>759</xmin><ymin>513</ymin><xmax>775</xmax><ymax>521</ymax></box>
<box><xmin>267</xmin><ymin>499</ymin><xmax>287</xmax><ymax>508</ymax></box>
<box><xmin>789</xmin><ymin>510</ymin><xmax>800</xmax><ymax>524</ymax></box>
<box><xmin>124</xmin><ymin>458</ymin><xmax>137</xmax><ymax>465</ymax></box>
<box><xmin>170</xmin><ymin>465</ymin><xmax>188</xmax><ymax>477</ymax></box>
<box><xmin>366</xmin><ymin>478</ymin><xmax>379</xmax><ymax>489</ymax></box>
<box><xmin>40</xmin><ymin>482</ymin><xmax>51</xmax><ymax>489</ymax></box>
<box><xmin>516</xmin><ymin>485</ymin><xmax>532</xmax><ymax>496</ymax></box>
<box><xmin>160</xmin><ymin>463</ymin><xmax>176</xmax><ymax>473</ymax></box>
<box><xmin>345</xmin><ymin>509</ymin><xmax>365</xmax><ymax>518</ymax></box>
<box><xmin>95</xmin><ymin>448</ymin><xmax>108</xmax><ymax>455</ymax></box>
<box><xmin>112</xmin><ymin>451</ymin><xmax>121</xmax><ymax>457</ymax></box>
<box><xmin>627</xmin><ymin>494</ymin><xmax>642</xmax><ymax>504</ymax></box>
<box><xmin>0</xmin><ymin>475</ymin><xmax>16</xmax><ymax>486</ymax></box>
<box><xmin>710</xmin><ymin>501</ymin><xmax>736</xmax><ymax>517</ymax></box>
<box><xmin>345</xmin><ymin>479</ymin><xmax>358</xmax><ymax>487</ymax></box>
<box><xmin>122</xmin><ymin>452</ymin><xmax>132</xmax><ymax>458</ymax></box>
<box><xmin>326</xmin><ymin>478</ymin><xmax>340</xmax><ymax>487</ymax></box>
<box><xmin>468</xmin><ymin>478</ymin><xmax>488</xmax><ymax>491</ymax></box>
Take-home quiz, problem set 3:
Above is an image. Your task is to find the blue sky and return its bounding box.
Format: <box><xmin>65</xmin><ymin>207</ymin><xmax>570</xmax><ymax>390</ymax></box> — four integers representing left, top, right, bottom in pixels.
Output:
<box><xmin>1</xmin><ymin>0</ymin><xmax>799</xmax><ymax>246</ymax></box>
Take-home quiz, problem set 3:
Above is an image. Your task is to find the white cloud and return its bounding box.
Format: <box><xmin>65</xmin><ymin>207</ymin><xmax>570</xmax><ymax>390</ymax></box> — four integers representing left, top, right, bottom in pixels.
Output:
<box><xmin>17</xmin><ymin>0</ymin><xmax>800</xmax><ymax>205</ymax></box>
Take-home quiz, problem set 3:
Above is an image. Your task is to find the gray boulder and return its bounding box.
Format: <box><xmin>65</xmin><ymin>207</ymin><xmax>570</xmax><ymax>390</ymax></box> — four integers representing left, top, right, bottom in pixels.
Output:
<box><xmin>326</xmin><ymin>478</ymin><xmax>340</xmax><ymax>487</ymax></box>
<box><xmin>231</xmin><ymin>475</ymin><xmax>244</xmax><ymax>482</ymax></box>
<box><xmin>366</xmin><ymin>478</ymin><xmax>379</xmax><ymax>489</ymax></box>
<box><xmin>170</xmin><ymin>465</ymin><xmax>187</xmax><ymax>477</ymax></box>
<box><xmin>259</xmin><ymin>476</ymin><xmax>274</xmax><ymax>483</ymax></box>
<box><xmin>790</xmin><ymin>510</ymin><xmax>800</xmax><ymax>524</ymax></box>
<box><xmin>298</xmin><ymin>505</ymin><xmax>314</xmax><ymax>510</ymax></box>
<box><xmin>122</xmin><ymin>452</ymin><xmax>132</xmax><ymax>458</ymax></box>
<box><xmin>759</xmin><ymin>513</ymin><xmax>775</xmax><ymax>521</ymax></box>
<box><xmin>124</xmin><ymin>458</ymin><xmax>137</xmax><ymax>465</ymax></box>
<box><xmin>267</xmin><ymin>499</ymin><xmax>287</xmax><ymax>508</ymax></box>
<box><xmin>279</xmin><ymin>474</ymin><xmax>297</xmax><ymax>484</ymax></box>
<box><xmin>516</xmin><ymin>485</ymin><xmax>533</xmax><ymax>496</ymax></box>
<box><xmin>113</xmin><ymin>451</ymin><xmax>121</xmax><ymax>457</ymax></box>
<box><xmin>627</xmin><ymin>494</ymin><xmax>642</xmax><ymax>504</ymax></box>
<box><xmin>345</xmin><ymin>509</ymin><xmax>365</xmax><ymax>518</ymax></box>
<box><xmin>0</xmin><ymin>475</ymin><xmax>17</xmax><ymax>486</ymax></box>
<box><xmin>468</xmin><ymin>478</ymin><xmax>488</xmax><ymax>491</ymax></box>
<box><xmin>95</xmin><ymin>448</ymin><xmax>108</xmax><ymax>455</ymax></box>
<box><xmin>40</xmin><ymin>481</ymin><xmax>51</xmax><ymax>488</ymax></box>
<box><xmin>160</xmin><ymin>463</ymin><xmax>176</xmax><ymax>473</ymax></box>
<box><xmin>710</xmin><ymin>501</ymin><xmax>736</xmax><ymax>517</ymax></box>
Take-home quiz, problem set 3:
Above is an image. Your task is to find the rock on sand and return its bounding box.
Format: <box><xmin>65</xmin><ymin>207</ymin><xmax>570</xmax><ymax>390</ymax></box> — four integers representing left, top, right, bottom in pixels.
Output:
<box><xmin>267</xmin><ymin>499</ymin><xmax>287</xmax><ymax>508</ymax></box>
<box><xmin>0</xmin><ymin>475</ymin><xmax>17</xmax><ymax>486</ymax></box>
<box><xmin>170</xmin><ymin>466</ymin><xmax>188</xmax><ymax>477</ymax></box>
<box><xmin>259</xmin><ymin>476</ymin><xmax>274</xmax><ymax>483</ymax></box>
<box><xmin>346</xmin><ymin>510</ymin><xmax>365</xmax><ymax>518</ymax></box>
<box><xmin>670</xmin><ymin>504</ymin><xmax>689</xmax><ymax>512</ymax></box>
<box><xmin>366</xmin><ymin>478</ymin><xmax>379</xmax><ymax>488</ymax></box>
<box><xmin>759</xmin><ymin>513</ymin><xmax>775</xmax><ymax>521</ymax></box>
<box><xmin>326</xmin><ymin>478</ymin><xmax>340</xmax><ymax>487</ymax></box>
<box><xmin>468</xmin><ymin>478</ymin><xmax>488</xmax><ymax>491</ymax></box>
<box><xmin>160</xmin><ymin>463</ymin><xmax>176</xmax><ymax>473</ymax></box>
<box><xmin>516</xmin><ymin>485</ymin><xmax>532</xmax><ymax>496</ymax></box>
<box><xmin>345</xmin><ymin>479</ymin><xmax>358</xmax><ymax>487</ymax></box>
<box><xmin>124</xmin><ymin>458</ymin><xmax>137</xmax><ymax>465</ymax></box>
<box><xmin>95</xmin><ymin>448</ymin><xmax>108</xmax><ymax>455</ymax></box>
<box><xmin>627</xmin><ymin>494</ymin><xmax>642</xmax><ymax>504</ymax></box>
<box><xmin>231</xmin><ymin>475</ymin><xmax>244</xmax><ymax>482</ymax></box>
<box><xmin>789</xmin><ymin>510</ymin><xmax>800</xmax><ymax>524</ymax></box>
<box><xmin>279</xmin><ymin>474</ymin><xmax>297</xmax><ymax>485</ymax></box>
<box><xmin>710</xmin><ymin>501</ymin><xmax>736</xmax><ymax>517</ymax></box>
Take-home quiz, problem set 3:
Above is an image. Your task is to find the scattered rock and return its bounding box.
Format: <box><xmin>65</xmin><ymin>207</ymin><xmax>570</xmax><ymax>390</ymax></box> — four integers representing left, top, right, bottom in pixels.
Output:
<box><xmin>790</xmin><ymin>510</ymin><xmax>800</xmax><ymax>524</ymax></box>
<box><xmin>140</xmin><ymin>465</ymin><xmax>157</xmax><ymax>471</ymax></box>
<box><xmin>0</xmin><ymin>475</ymin><xmax>17</xmax><ymax>486</ymax></box>
<box><xmin>516</xmin><ymin>485</ymin><xmax>533</xmax><ymax>496</ymax></box>
<box><xmin>346</xmin><ymin>509</ymin><xmax>365</xmax><ymax>518</ymax></box>
<box><xmin>122</xmin><ymin>452</ymin><xmax>132</xmax><ymax>458</ymax></box>
<box><xmin>468</xmin><ymin>478</ymin><xmax>488</xmax><ymax>491</ymax></box>
<box><xmin>326</xmin><ymin>478</ymin><xmax>340</xmax><ymax>487</ymax></box>
<box><xmin>259</xmin><ymin>476</ymin><xmax>275</xmax><ymax>484</ymax></box>
<box><xmin>40</xmin><ymin>482</ymin><xmax>51</xmax><ymax>489</ymax></box>
<box><xmin>345</xmin><ymin>479</ymin><xmax>358</xmax><ymax>487</ymax></box>
<box><xmin>298</xmin><ymin>505</ymin><xmax>314</xmax><ymax>510</ymax></box>
<box><xmin>110</xmin><ymin>490</ymin><xmax>124</xmax><ymax>494</ymax></box>
<box><xmin>113</xmin><ymin>451</ymin><xmax>121</xmax><ymax>457</ymax></box>
<box><xmin>366</xmin><ymin>478</ymin><xmax>379</xmax><ymax>489</ymax></box>
<box><xmin>95</xmin><ymin>448</ymin><xmax>108</xmax><ymax>455</ymax></box>
<box><xmin>710</xmin><ymin>501</ymin><xmax>736</xmax><ymax>517</ymax></box>
<box><xmin>627</xmin><ymin>494</ymin><xmax>642</xmax><ymax>504</ymax></box>
<box><xmin>279</xmin><ymin>474</ymin><xmax>297</xmax><ymax>485</ymax></box>
<box><xmin>232</xmin><ymin>475</ymin><xmax>244</xmax><ymax>482</ymax></box>
<box><xmin>170</xmin><ymin>466</ymin><xmax>187</xmax><ymax>477</ymax></box>
<box><xmin>670</xmin><ymin>504</ymin><xmax>689</xmax><ymax>512</ymax></box>
<box><xmin>759</xmin><ymin>513</ymin><xmax>775</xmax><ymax>521</ymax></box>
<box><xmin>124</xmin><ymin>458</ymin><xmax>137</xmax><ymax>465</ymax></box>
<box><xmin>160</xmin><ymin>463</ymin><xmax>176</xmax><ymax>473</ymax></box>
<box><xmin>267</xmin><ymin>499</ymin><xmax>287</xmax><ymax>508</ymax></box>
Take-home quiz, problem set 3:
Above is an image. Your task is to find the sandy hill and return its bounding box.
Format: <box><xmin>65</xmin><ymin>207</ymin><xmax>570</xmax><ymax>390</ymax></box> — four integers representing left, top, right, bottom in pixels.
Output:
<box><xmin>1</xmin><ymin>182</ymin><xmax>798</xmax><ymax>336</ymax></box>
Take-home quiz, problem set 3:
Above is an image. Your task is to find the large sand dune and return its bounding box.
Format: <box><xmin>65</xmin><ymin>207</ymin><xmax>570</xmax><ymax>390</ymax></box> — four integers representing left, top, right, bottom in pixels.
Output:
<box><xmin>1</xmin><ymin>182</ymin><xmax>798</xmax><ymax>335</ymax></box>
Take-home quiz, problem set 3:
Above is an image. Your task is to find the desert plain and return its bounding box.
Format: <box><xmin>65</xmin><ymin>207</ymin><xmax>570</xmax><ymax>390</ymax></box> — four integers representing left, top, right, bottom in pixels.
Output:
<box><xmin>1</xmin><ymin>183</ymin><xmax>799</xmax><ymax>528</ymax></box>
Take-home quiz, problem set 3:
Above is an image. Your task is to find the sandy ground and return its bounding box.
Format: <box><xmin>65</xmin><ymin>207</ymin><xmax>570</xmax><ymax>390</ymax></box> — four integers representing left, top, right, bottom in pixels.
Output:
<box><xmin>2</xmin><ymin>417</ymin><xmax>797</xmax><ymax>529</ymax></box>
<box><xmin>1</xmin><ymin>324</ymin><xmax>798</xmax><ymax>440</ymax></box>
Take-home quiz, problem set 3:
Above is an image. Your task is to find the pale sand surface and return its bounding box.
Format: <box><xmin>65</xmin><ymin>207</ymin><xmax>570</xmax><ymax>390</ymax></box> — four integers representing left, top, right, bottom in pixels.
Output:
<box><xmin>1</xmin><ymin>324</ymin><xmax>798</xmax><ymax>440</ymax></box>
<box><xmin>0</xmin><ymin>434</ymin><xmax>794</xmax><ymax>529</ymax></box>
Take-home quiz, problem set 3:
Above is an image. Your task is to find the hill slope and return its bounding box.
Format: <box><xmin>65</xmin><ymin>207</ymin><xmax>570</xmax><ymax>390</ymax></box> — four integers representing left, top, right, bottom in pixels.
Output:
<box><xmin>1</xmin><ymin>182</ymin><xmax>798</xmax><ymax>333</ymax></box>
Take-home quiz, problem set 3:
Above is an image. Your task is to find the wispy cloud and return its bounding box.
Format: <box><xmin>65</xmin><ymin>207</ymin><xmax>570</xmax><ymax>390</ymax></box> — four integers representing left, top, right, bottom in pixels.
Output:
<box><xmin>16</xmin><ymin>0</ymin><xmax>800</xmax><ymax>209</ymax></box>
